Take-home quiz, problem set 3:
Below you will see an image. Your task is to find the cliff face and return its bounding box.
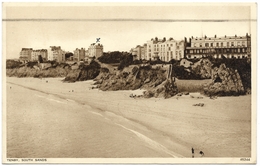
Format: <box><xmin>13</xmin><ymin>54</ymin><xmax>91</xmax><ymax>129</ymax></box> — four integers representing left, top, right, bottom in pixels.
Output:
<box><xmin>204</xmin><ymin>64</ymin><xmax>245</xmax><ymax>96</ymax></box>
<box><xmin>94</xmin><ymin>65</ymin><xmax>178</xmax><ymax>98</ymax></box>
<box><xmin>63</xmin><ymin>61</ymin><xmax>100</xmax><ymax>82</ymax></box>
<box><xmin>6</xmin><ymin>61</ymin><xmax>100</xmax><ymax>82</ymax></box>
<box><xmin>6</xmin><ymin>64</ymin><xmax>70</xmax><ymax>78</ymax></box>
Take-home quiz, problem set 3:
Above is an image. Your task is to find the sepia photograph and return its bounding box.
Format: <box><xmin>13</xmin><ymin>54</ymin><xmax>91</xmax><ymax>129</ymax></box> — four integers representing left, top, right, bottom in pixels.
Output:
<box><xmin>2</xmin><ymin>2</ymin><xmax>257</xmax><ymax>164</ymax></box>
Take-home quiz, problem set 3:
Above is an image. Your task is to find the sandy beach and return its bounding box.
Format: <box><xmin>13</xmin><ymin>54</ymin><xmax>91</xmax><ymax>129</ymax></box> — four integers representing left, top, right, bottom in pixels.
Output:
<box><xmin>6</xmin><ymin>77</ymin><xmax>251</xmax><ymax>158</ymax></box>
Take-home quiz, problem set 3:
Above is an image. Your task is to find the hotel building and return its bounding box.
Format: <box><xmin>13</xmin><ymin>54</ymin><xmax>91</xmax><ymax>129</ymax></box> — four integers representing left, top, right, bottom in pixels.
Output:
<box><xmin>185</xmin><ymin>34</ymin><xmax>251</xmax><ymax>59</ymax></box>
<box><xmin>31</xmin><ymin>49</ymin><xmax>48</xmax><ymax>62</ymax></box>
<box><xmin>146</xmin><ymin>37</ymin><xmax>185</xmax><ymax>61</ymax></box>
<box><xmin>73</xmin><ymin>48</ymin><xmax>86</xmax><ymax>61</ymax></box>
<box><xmin>48</xmin><ymin>46</ymin><xmax>66</xmax><ymax>62</ymax></box>
<box><xmin>19</xmin><ymin>48</ymin><xmax>33</xmax><ymax>61</ymax></box>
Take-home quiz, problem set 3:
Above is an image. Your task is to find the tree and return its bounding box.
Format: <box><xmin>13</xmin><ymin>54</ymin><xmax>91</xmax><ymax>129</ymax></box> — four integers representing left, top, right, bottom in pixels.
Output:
<box><xmin>65</xmin><ymin>52</ymin><xmax>73</xmax><ymax>60</ymax></box>
<box><xmin>118</xmin><ymin>54</ymin><xmax>133</xmax><ymax>70</ymax></box>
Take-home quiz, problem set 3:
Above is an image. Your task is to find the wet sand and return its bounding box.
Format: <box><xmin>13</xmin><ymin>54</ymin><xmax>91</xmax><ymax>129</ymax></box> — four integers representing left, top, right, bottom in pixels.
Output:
<box><xmin>6</xmin><ymin>77</ymin><xmax>251</xmax><ymax>158</ymax></box>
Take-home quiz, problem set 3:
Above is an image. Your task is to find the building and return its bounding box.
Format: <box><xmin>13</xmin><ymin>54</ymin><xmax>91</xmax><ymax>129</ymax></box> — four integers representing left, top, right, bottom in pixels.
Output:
<box><xmin>19</xmin><ymin>48</ymin><xmax>33</xmax><ymax>61</ymax></box>
<box><xmin>73</xmin><ymin>48</ymin><xmax>85</xmax><ymax>61</ymax></box>
<box><xmin>31</xmin><ymin>49</ymin><xmax>48</xmax><ymax>62</ymax></box>
<box><xmin>87</xmin><ymin>43</ymin><xmax>103</xmax><ymax>59</ymax></box>
<box><xmin>47</xmin><ymin>46</ymin><xmax>66</xmax><ymax>62</ymax></box>
<box><xmin>130</xmin><ymin>47</ymin><xmax>138</xmax><ymax>60</ymax></box>
<box><xmin>185</xmin><ymin>34</ymin><xmax>251</xmax><ymax>59</ymax></box>
<box><xmin>146</xmin><ymin>37</ymin><xmax>185</xmax><ymax>62</ymax></box>
<box><xmin>142</xmin><ymin>44</ymin><xmax>147</xmax><ymax>60</ymax></box>
<box><xmin>130</xmin><ymin>44</ymin><xmax>147</xmax><ymax>61</ymax></box>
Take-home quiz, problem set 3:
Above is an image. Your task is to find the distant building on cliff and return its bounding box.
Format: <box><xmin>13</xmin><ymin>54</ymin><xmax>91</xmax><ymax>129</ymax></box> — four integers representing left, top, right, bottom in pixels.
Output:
<box><xmin>31</xmin><ymin>49</ymin><xmax>48</xmax><ymax>62</ymax></box>
<box><xmin>86</xmin><ymin>43</ymin><xmax>103</xmax><ymax>60</ymax></box>
<box><xmin>185</xmin><ymin>33</ymin><xmax>251</xmax><ymax>59</ymax></box>
<box><xmin>19</xmin><ymin>48</ymin><xmax>33</xmax><ymax>61</ymax></box>
<box><xmin>47</xmin><ymin>46</ymin><xmax>66</xmax><ymax>62</ymax></box>
<box><xmin>146</xmin><ymin>37</ymin><xmax>185</xmax><ymax>61</ymax></box>
<box><xmin>73</xmin><ymin>48</ymin><xmax>85</xmax><ymax>61</ymax></box>
<box><xmin>130</xmin><ymin>44</ymin><xmax>147</xmax><ymax>61</ymax></box>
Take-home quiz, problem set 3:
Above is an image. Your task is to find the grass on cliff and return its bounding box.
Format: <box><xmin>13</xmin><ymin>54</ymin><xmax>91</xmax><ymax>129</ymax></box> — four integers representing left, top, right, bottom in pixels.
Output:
<box><xmin>175</xmin><ymin>79</ymin><xmax>211</xmax><ymax>93</ymax></box>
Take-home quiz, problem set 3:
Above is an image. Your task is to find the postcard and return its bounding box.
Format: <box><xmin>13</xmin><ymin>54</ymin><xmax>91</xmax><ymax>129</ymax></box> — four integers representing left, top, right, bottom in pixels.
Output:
<box><xmin>2</xmin><ymin>2</ymin><xmax>257</xmax><ymax>164</ymax></box>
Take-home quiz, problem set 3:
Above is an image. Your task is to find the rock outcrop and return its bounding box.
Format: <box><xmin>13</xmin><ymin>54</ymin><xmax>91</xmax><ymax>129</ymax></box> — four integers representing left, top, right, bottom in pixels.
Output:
<box><xmin>63</xmin><ymin>61</ymin><xmax>101</xmax><ymax>82</ymax></box>
<box><xmin>94</xmin><ymin>65</ymin><xmax>178</xmax><ymax>98</ymax></box>
<box><xmin>192</xmin><ymin>59</ymin><xmax>212</xmax><ymax>79</ymax></box>
<box><xmin>143</xmin><ymin>79</ymin><xmax>178</xmax><ymax>99</ymax></box>
<box><xmin>204</xmin><ymin>64</ymin><xmax>245</xmax><ymax>96</ymax></box>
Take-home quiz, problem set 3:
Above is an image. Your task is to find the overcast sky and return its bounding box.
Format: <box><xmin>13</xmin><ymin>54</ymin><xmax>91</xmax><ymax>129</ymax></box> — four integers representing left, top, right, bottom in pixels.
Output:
<box><xmin>3</xmin><ymin>3</ymin><xmax>256</xmax><ymax>59</ymax></box>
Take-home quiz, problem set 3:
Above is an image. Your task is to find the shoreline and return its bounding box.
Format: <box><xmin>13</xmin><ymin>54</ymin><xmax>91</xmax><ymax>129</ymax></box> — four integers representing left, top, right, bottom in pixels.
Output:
<box><xmin>6</xmin><ymin>77</ymin><xmax>251</xmax><ymax>158</ymax></box>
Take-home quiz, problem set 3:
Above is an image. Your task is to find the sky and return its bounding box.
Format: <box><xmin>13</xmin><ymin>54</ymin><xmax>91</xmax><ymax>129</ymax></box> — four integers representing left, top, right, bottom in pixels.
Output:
<box><xmin>2</xmin><ymin>3</ymin><xmax>256</xmax><ymax>59</ymax></box>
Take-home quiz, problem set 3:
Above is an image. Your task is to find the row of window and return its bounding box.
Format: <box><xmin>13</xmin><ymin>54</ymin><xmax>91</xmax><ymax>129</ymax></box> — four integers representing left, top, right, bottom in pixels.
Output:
<box><xmin>148</xmin><ymin>43</ymin><xmax>183</xmax><ymax>48</ymax></box>
<box><xmin>193</xmin><ymin>41</ymin><xmax>247</xmax><ymax>47</ymax></box>
<box><xmin>187</xmin><ymin>54</ymin><xmax>249</xmax><ymax>59</ymax></box>
<box><xmin>186</xmin><ymin>48</ymin><xmax>249</xmax><ymax>54</ymax></box>
<box><xmin>149</xmin><ymin>47</ymin><xmax>183</xmax><ymax>52</ymax></box>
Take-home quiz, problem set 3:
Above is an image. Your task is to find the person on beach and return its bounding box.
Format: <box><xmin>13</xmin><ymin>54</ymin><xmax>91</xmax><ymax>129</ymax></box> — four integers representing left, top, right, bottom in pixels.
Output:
<box><xmin>192</xmin><ymin>147</ymin><xmax>194</xmax><ymax>158</ymax></box>
<box><xmin>200</xmin><ymin>151</ymin><xmax>204</xmax><ymax>157</ymax></box>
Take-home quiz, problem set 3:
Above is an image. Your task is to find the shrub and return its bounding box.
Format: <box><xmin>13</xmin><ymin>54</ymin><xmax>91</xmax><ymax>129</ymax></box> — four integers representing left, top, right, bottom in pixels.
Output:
<box><xmin>6</xmin><ymin>60</ymin><xmax>22</xmax><ymax>69</ymax></box>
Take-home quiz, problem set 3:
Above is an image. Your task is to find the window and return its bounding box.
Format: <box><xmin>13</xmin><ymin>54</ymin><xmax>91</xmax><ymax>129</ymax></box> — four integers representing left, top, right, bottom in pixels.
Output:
<box><xmin>170</xmin><ymin>44</ymin><xmax>173</xmax><ymax>46</ymax></box>
<box><xmin>176</xmin><ymin>51</ymin><xmax>178</xmax><ymax>55</ymax></box>
<box><xmin>200</xmin><ymin>43</ymin><xmax>202</xmax><ymax>47</ymax></box>
<box><xmin>216</xmin><ymin>43</ymin><xmax>219</xmax><ymax>47</ymax></box>
<box><xmin>237</xmin><ymin>42</ymin><xmax>240</xmax><ymax>46</ymax></box>
<box><xmin>190</xmin><ymin>50</ymin><xmax>193</xmax><ymax>53</ymax></box>
<box><xmin>211</xmin><ymin>43</ymin><xmax>213</xmax><ymax>47</ymax></box>
<box><xmin>227</xmin><ymin>42</ymin><xmax>229</xmax><ymax>47</ymax></box>
<box><xmin>242</xmin><ymin>41</ymin><xmax>245</xmax><ymax>46</ymax></box>
<box><xmin>231</xmin><ymin>42</ymin><xmax>234</xmax><ymax>46</ymax></box>
<box><xmin>221</xmin><ymin>42</ymin><xmax>223</xmax><ymax>47</ymax></box>
<box><xmin>200</xmin><ymin>49</ymin><xmax>202</xmax><ymax>53</ymax></box>
<box><xmin>205</xmin><ymin>43</ymin><xmax>209</xmax><ymax>47</ymax></box>
<box><xmin>237</xmin><ymin>49</ymin><xmax>240</xmax><ymax>53</ymax></box>
<box><xmin>171</xmin><ymin>51</ymin><xmax>173</xmax><ymax>55</ymax></box>
<box><xmin>168</xmin><ymin>47</ymin><xmax>171</xmax><ymax>51</ymax></box>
